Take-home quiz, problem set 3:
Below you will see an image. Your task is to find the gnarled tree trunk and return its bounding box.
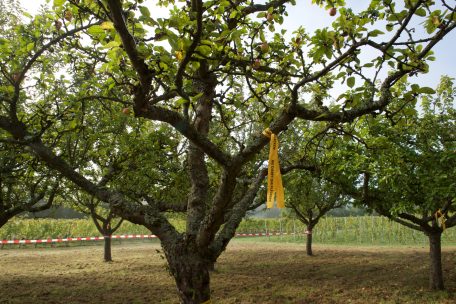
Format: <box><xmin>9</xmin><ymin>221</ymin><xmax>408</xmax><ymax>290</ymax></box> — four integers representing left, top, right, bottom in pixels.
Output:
<box><xmin>428</xmin><ymin>231</ymin><xmax>444</xmax><ymax>290</ymax></box>
<box><xmin>165</xmin><ymin>243</ymin><xmax>212</xmax><ymax>304</ymax></box>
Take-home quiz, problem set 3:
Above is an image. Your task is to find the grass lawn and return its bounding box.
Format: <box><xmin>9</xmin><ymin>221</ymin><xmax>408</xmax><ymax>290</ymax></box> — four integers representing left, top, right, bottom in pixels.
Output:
<box><xmin>0</xmin><ymin>240</ymin><xmax>455</xmax><ymax>303</ymax></box>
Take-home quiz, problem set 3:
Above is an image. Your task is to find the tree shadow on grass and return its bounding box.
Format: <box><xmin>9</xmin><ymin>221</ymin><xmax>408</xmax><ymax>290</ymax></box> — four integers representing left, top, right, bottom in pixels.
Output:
<box><xmin>213</xmin><ymin>245</ymin><xmax>456</xmax><ymax>303</ymax></box>
<box><xmin>0</xmin><ymin>243</ymin><xmax>455</xmax><ymax>303</ymax></box>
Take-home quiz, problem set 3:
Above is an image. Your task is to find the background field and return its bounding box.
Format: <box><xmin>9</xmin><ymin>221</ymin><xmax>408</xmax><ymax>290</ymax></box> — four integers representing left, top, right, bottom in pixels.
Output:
<box><xmin>2</xmin><ymin>216</ymin><xmax>456</xmax><ymax>246</ymax></box>
<box><xmin>0</xmin><ymin>240</ymin><xmax>455</xmax><ymax>303</ymax></box>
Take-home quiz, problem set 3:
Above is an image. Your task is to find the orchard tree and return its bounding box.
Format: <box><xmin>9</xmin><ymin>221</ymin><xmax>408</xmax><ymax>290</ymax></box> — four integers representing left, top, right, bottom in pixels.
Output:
<box><xmin>89</xmin><ymin>204</ymin><xmax>123</xmax><ymax>262</ymax></box>
<box><xmin>358</xmin><ymin>76</ymin><xmax>456</xmax><ymax>290</ymax></box>
<box><xmin>285</xmin><ymin>171</ymin><xmax>348</xmax><ymax>256</ymax></box>
<box><xmin>67</xmin><ymin>125</ymin><xmax>188</xmax><ymax>263</ymax></box>
<box><xmin>0</xmin><ymin>143</ymin><xmax>59</xmax><ymax>228</ymax></box>
<box><xmin>73</xmin><ymin>193</ymin><xmax>124</xmax><ymax>262</ymax></box>
<box><xmin>326</xmin><ymin>76</ymin><xmax>456</xmax><ymax>290</ymax></box>
<box><xmin>280</xmin><ymin>120</ymin><xmax>351</xmax><ymax>256</ymax></box>
<box><xmin>1</xmin><ymin>0</ymin><xmax>455</xmax><ymax>302</ymax></box>
<box><xmin>0</xmin><ymin>0</ymin><xmax>60</xmax><ymax>229</ymax></box>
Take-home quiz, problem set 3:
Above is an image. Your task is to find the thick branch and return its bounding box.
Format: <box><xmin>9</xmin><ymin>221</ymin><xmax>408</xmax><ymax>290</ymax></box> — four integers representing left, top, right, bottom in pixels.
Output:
<box><xmin>234</xmin><ymin>106</ymin><xmax>295</xmax><ymax>165</ymax></box>
<box><xmin>209</xmin><ymin>168</ymin><xmax>268</xmax><ymax>256</ymax></box>
<box><xmin>139</xmin><ymin>105</ymin><xmax>231</xmax><ymax>166</ymax></box>
<box><xmin>106</xmin><ymin>0</ymin><xmax>152</xmax><ymax>89</ymax></box>
<box><xmin>197</xmin><ymin>168</ymin><xmax>240</xmax><ymax>247</ymax></box>
<box><xmin>0</xmin><ymin>116</ymin><xmax>178</xmax><ymax>243</ymax></box>
<box><xmin>144</xmin><ymin>196</ymin><xmax>187</xmax><ymax>213</ymax></box>
<box><xmin>445</xmin><ymin>214</ymin><xmax>456</xmax><ymax>229</ymax></box>
<box><xmin>175</xmin><ymin>0</ymin><xmax>203</xmax><ymax>96</ymax></box>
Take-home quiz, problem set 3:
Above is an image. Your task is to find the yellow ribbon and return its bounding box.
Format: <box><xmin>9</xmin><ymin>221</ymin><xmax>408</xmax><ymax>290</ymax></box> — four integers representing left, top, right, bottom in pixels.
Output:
<box><xmin>262</xmin><ymin>128</ymin><xmax>284</xmax><ymax>208</ymax></box>
<box><xmin>435</xmin><ymin>209</ymin><xmax>446</xmax><ymax>231</ymax></box>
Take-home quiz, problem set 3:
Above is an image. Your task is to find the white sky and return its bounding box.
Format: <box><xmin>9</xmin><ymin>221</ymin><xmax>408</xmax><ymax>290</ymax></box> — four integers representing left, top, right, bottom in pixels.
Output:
<box><xmin>19</xmin><ymin>0</ymin><xmax>456</xmax><ymax>91</ymax></box>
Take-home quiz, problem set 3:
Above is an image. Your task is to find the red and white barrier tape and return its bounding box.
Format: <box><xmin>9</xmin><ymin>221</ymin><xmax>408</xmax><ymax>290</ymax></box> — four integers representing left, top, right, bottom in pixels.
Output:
<box><xmin>235</xmin><ymin>232</ymin><xmax>288</xmax><ymax>237</ymax></box>
<box><xmin>0</xmin><ymin>234</ymin><xmax>157</xmax><ymax>245</ymax></box>
<box><xmin>1</xmin><ymin>232</ymin><xmax>291</xmax><ymax>245</ymax></box>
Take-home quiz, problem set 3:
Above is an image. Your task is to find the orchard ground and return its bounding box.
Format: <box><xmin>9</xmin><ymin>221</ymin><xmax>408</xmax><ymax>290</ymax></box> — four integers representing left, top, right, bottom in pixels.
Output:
<box><xmin>1</xmin><ymin>240</ymin><xmax>455</xmax><ymax>303</ymax></box>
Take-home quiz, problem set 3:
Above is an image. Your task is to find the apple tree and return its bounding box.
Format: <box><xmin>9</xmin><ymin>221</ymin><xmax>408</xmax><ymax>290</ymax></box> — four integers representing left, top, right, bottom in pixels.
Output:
<box><xmin>0</xmin><ymin>143</ymin><xmax>59</xmax><ymax>228</ymax></box>
<box><xmin>0</xmin><ymin>0</ymin><xmax>455</xmax><ymax>302</ymax></box>
<box><xmin>279</xmin><ymin>120</ymin><xmax>353</xmax><ymax>256</ymax></box>
<box><xmin>362</xmin><ymin>76</ymin><xmax>455</xmax><ymax>290</ymax></box>
<box><xmin>329</xmin><ymin>76</ymin><xmax>456</xmax><ymax>290</ymax></box>
<box><xmin>0</xmin><ymin>0</ymin><xmax>61</xmax><ymax>229</ymax></box>
<box><xmin>285</xmin><ymin>170</ymin><xmax>348</xmax><ymax>256</ymax></box>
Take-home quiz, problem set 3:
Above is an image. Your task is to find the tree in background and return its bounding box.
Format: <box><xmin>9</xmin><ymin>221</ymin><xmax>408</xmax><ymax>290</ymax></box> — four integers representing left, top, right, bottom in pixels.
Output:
<box><xmin>0</xmin><ymin>144</ymin><xmax>59</xmax><ymax>228</ymax></box>
<box><xmin>0</xmin><ymin>0</ymin><xmax>455</xmax><ymax>302</ymax></box>
<box><xmin>365</xmin><ymin>77</ymin><xmax>455</xmax><ymax>290</ymax></box>
<box><xmin>332</xmin><ymin>76</ymin><xmax>456</xmax><ymax>290</ymax></box>
<box><xmin>87</xmin><ymin>199</ymin><xmax>123</xmax><ymax>262</ymax></box>
<box><xmin>280</xmin><ymin>121</ymin><xmax>351</xmax><ymax>256</ymax></box>
<box><xmin>285</xmin><ymin>171</ymin><xmax>348</xmax><ymax>256</ymax></box>
<box><xmin>71</xmin><ymin>191</ymin><xmax>123</xmax><ymax>262</ymax></box>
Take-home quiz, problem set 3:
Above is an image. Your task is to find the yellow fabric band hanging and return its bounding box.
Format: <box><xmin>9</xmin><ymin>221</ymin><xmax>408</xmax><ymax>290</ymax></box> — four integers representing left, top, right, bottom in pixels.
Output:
<box><xmin>435</xmin><ymin>209</ymin><xmax>446</xmax><ymax>231</ymax></box>
<box><xmin>262</xmin><ymin>128</ymin><xmax>285</xmax><ymax>209</ymax></box>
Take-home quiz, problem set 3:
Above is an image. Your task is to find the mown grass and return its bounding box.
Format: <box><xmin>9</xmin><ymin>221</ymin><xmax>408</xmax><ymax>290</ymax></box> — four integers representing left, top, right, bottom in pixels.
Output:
<box><xmin>0</xmin><ymin>240</ymin><xmax>455</xmax><ymax>303</ymax></box>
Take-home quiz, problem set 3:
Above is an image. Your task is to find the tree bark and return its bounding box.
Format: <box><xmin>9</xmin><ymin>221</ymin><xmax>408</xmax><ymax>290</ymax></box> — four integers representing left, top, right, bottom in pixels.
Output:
<box><xmin>165</xmin><ymin>244</ymin><xmax>212</xmax><ymax>304</ymax></box>
<box><xmin>208</xmin><ymin>262</ymin><xmax>215</xmax><ymax>272</ymax></box>
<box><xmin>306</xmin><ymin>225</ymin><xmax>313</xmax><ymax>256</ymax></box>
<box><xmin>428</xmin><ymin>231</ymin><xmax>444</xmax><ymax>290</ymax></box>
<box><xmin>104</xmin><ymin>233</ymin><xmax>112</xmax><ymax>262</ymax></box>
<box><xmin>0</xmin><ymin>216</ymin><xmax>8</xmax><ymax>229</ymax></box>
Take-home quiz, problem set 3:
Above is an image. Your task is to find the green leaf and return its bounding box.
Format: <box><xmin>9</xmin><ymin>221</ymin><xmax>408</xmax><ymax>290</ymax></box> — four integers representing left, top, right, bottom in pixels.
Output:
<box><xmin>347</xmin><ymin>76</ymin><xmax>355</xmax><ymax>88</ymax></box>
<box><xmin>102</xmin><ymin>41</ymin><xmax>120</xmax><ymax>49</ymax></box>
<box><xmin>415</xmin><ymin>8</ymin><xmax>426</xmax><ymax>17</ymax></box>
<box><xmin>369</xmin><ymin>29</ymin><xmax>384</xmax><ymax>37</ymax></box>
<box><xmin>256</xmin><ymin>12</ymin><xmax>266</xmax><ymax>18</ymax></box>
<box><xmin>100</xmin><ymin>22</ymin><xmax>114</xmax><ymax>30</ymax></box>
<box><xmin>195</xmin><ymin>45</ymin><xmax>211</xmax><ymax>56</ymax></box>
<box><xmin>53</xmin><ymin>0</ymin><xmax>66</xmax><ymax>7</ymax></box>
<box><xmin>418</xmin><ymin>87</ymin><xmax>436</xmax><ymax>94</ymax></box>
<box><xmin>26</xmin><ymin>42</ymin><xmax>34</xmax><ymax>52</ymax></box>
<box><xmin>336</xmin><ymin>72</ymin><xmax>346</xmax><ymax>78</ymax></box>
<box><xmin>190</xmin><ymin>92</ymin><xmax>204</xmax><ymax>102</ymax></box>
<box><xmin>139</xmin><ymin>6</ymin><xmax>151</xmax><ymax>18</ymax></box>
<box><xmin>69</xmin><ymin>119</ymin><xmax>78</xmax><ymax>129</ymax></box>
<box><xmin>88</xmin><ymin>25</ymin><xmax>105</xmax><ymax>35</ymax></box>
<box><xmin>175</xmin><ymin>98</ymin><xmax>188</xmax><ymax>106</ymax></box>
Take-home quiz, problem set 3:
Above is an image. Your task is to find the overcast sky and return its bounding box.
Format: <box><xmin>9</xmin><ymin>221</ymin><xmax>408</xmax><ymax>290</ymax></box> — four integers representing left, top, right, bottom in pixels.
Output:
<box><xmin>19</xmin><ymin>0</ymin><xmax>456</xmax><ymax>90</ymax></box>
